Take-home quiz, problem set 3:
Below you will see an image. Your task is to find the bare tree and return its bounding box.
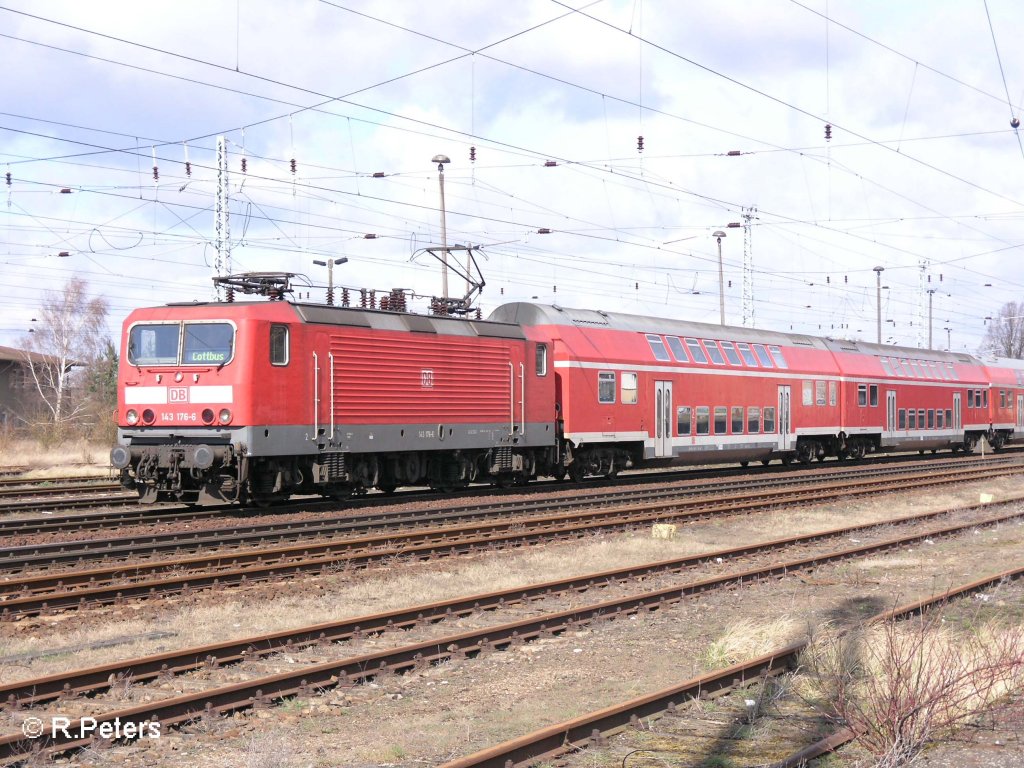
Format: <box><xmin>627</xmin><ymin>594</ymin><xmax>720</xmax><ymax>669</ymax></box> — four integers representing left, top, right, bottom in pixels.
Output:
<box><xmin>21</xmin><ymin>278</ymin><xmax>109</xmax><ymax>440</ymax></box>
<box><xmin>981</xmin><ymin>301</ymin><xmax>1024</xmax><ymax>358</ymax></box>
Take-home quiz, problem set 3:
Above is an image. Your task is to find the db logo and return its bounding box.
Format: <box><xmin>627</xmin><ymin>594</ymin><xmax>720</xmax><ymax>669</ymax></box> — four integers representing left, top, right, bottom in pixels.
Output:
<box><xmin>420</xmin><ymin>370</ymin><xmax>434</xmax><ymax>389</ymax></box>
<box><xmin>169</xmin><ymin>387</ymin><xmax>189</xmax><ymax>403</ymax></box>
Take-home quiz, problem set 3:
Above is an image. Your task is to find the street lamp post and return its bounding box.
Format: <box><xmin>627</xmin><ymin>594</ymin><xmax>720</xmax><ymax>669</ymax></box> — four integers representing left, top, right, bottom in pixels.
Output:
<box><xmin>713</xmin><ymin>230</ymin><xmax>727</xmax><ymax>325</ymax></box>
<box><xmin>432</xmin><ymin>154</ymin><xmax>451</xmax><ymax>300</ymax></box>
<box><xmin>313</xmin><ymin>257</ymin><xmax>348</xmax><ymax>305</ymax></box>
<box><xmin>873</xmin><ymin>266</ymin><xmax>885</xmax><ymax>344</ymax></box>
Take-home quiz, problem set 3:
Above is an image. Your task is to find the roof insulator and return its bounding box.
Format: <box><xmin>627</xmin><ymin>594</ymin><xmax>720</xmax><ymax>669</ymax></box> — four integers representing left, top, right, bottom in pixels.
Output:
<box><xmin>727</xmin><ymin>222</ymin><xmax>742</xmax><ymax>228</ymax></box>
<box><xmin>727</xmin><ymin>150</ymin><xmax>742</xmax><ymax>156</ymax></box>
<box><xmin>544</xmin><ymin>160</ymin><xmax>557</xmax><ymax>167</ymax></box>
<box><xmin>60</xmin><ymin>188</ymin><xmax>72</xmax><ymax>194</ymax></box>
<box><xmin>372</xmin><ymin>172</ymin><xmax>385</xmax><ymax>178</ymax></box>
<box><xmin>363</xmin><ymin>233</ymin><xmax>377</xmax><ymax>239</ymax></box>
<box><xmin>537</xmin><ymin>228</ymin><xmax>552</xmax><ymax>234</ymax></box>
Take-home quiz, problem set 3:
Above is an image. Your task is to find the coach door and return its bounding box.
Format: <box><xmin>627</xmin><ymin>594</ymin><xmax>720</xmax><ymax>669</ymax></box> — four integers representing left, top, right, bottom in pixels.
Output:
<box><xmin>953</xmin><ymin>392</ymin><xmax>962</xmax><ymax>431</ymax></box>
<box><xmin>1017</xmin><ymin>395</ymin><xmax>1024</xmax><ymax>429</ymax></box>
<box><xmin>886</xmin><ymin>391</ymin><xmax>896</xmax><ymax>434</ymax></box>
<box><xmin>654</xmin><ymin>381</ymin><xmax>673</xmax><ymax>457</ymax></box>
<box><xmin>778</xmin><ymin>385</ymin><xmax>792</xmax><ymax>450</ymax></box>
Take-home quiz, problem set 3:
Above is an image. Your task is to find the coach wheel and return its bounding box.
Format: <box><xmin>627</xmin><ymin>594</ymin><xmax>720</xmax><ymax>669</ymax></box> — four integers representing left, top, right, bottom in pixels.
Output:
<box><xmin>796</xmin><ymin>443</ymin><xmax>814</xmax><ymax>465</ymax></box>
<box><xmin>990</xmin><ymin>433</ymin><xmax>1006</xmax><ymax>451</ymax></box>
<box><xmin>739</xmin><ymin>461</ymin><xmax>749</xmax><ymax>467</ymax></box>
<box><xmin>781</xmin><ymin>455</ymin><xmax>793</xmax><ymax>466</ymax></box>
<box><xmin>962</xmin><ymin>436</ymin><xmax>977</xmax><ymax>455</ymax></box>
<box><xmin>760</xmin><ymin>459</ymin><xmax>771</xmax><ymax>466</ymax></box>
<box><xmin>848</xmin><ymin>441</ymin><xmax>866</xmax><ymax>461</ymax></box>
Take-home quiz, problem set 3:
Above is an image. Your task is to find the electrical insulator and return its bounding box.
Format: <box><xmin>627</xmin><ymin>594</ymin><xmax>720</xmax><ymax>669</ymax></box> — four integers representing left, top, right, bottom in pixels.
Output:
<box><xmin>327</xmin><ymin>287</ymin><xmax>334</xmax><ymax>306</ymax></box>
<box><xmin>553</xmin><ymin>285</ymin><xmax>557</xmax><ymax>293</ymax></box>
<box><xmin>469</xmin><ymin>146</ymin><xmax>476</xmax><ymax>162</ymax></box>
<box><xmin>824</xmin><ymin>123</ymin><xmax>832</xmax><ymax>141</ymax></box>
<box><xmin>185</xmin><ymin>162</ymin><xmax>192</xmax><ymax>177</ymax></box>
<box><xmin>844</xmin><ymin>275</ymin><xmax>848</xmax><ymax>283</ymax></box>
<box><xmin>241</xmin><ymin>158</ymin><xmax>248</xmax><ymax>174</ymax></box>
<box><xmin>637</xmin><ymin>135</ymin><xmax>644</xmax><ymax>153</ymax></box>
<box><xmin>341</xmin><ymin>287</ymin><xmax>350</xmax><ymax>307</ymax></box>
<box><xmin>1013</xmin><ymin>117</ymin><xmax>1021</xmax><ymax>129</ymax></box>
<box><xmin>290</xmin><ymin>158</ymin><xmax>297</xmax><ymax>174</ymax></box>
<box><xmin>475</xmin><ymin>308</ymin><xmax>482</xmax><ymax>320</ymax></box>
<box><xmin>5</xmin><ymin>172</ymin><xmax>10</xmax><ymax>186</ymax></box>
<box><xmin>827</xmin><ymin>276</ymin><xmax>831</xmax><ymax>284</ymax></box>
<box><xmin>500</xmin><ymin>287</ymin><xmax>504</xmax><ymax>295</ymax></box>
<box><xmin>226</xmin><ymin>287</ymin><xmax>235</xmax><ymax>303</ymax></box>
<box><xmin>152</xmin><ymin>165</ymin><xmax>159</xmax><ymax>181</ymax></box>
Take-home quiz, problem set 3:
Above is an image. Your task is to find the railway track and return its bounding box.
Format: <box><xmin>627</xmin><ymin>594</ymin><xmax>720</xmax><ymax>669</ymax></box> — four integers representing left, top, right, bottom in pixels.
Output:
<box><xmin>0</xmin><ymin>500</ymin><xmax>1014</xmax><ymax>708</ymax></box>
<box><xmin>436</xmin><ymin>570</ymin><xmax>1022</xmax><ymax>768</ymax></box>
<box><xmin>5</xmin><ymin>455</ymin><xmax>1019</xmax><ymax>571</ymax></box>
<box><xmin>1</xmin><ymin>501</ymin><xmax>1020</xmax><ymax>761</ymax></box>
<box><xmin>1</xmin><ymin>460</ymin><xmax>1021</xmax><ymax>618</ymax></box>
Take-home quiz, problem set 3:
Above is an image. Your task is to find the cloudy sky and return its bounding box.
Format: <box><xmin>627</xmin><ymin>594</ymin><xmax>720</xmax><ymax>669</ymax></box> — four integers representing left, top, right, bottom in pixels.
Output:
<box><xmin>2</xmin><ymin>0</ymin><xmax>1023</xmax><ymax>354</ymax></box>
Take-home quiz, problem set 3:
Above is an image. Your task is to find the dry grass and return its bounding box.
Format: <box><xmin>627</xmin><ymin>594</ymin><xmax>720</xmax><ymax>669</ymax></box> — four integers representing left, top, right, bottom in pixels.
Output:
<box><xmin>0</xmin><ymin>437</ymin><xmax>110</xmax><ymax>477</ymax></box>
<box><xmin>700</xmin><ymin>616</ymin><xmax>804</xmax><ymax>669</ymax></box>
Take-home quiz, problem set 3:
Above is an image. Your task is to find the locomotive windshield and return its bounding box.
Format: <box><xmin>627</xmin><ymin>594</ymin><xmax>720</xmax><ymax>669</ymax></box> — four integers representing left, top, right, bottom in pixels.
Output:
<box><xmin>128</xmin><ymin>321</ymin><xmax>234</xmax><ymax>366</ymax></box>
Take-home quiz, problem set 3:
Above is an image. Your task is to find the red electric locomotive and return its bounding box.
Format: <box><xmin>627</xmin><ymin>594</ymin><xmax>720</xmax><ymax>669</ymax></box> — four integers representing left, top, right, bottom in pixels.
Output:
<box><xmin>110</xmin><ymin>293</ymin><xmax>558</xmax><ymax>505</ymax></box>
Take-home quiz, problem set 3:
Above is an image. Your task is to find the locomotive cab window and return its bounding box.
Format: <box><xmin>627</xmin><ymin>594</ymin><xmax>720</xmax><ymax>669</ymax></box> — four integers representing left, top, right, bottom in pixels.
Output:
<box><xmin>598</xmin><ymin>372</ymin><xmax>616</xmax><ymax>403</ymax></box>
<box><xmin>270</xmin><ymin>324</ymin><xmax>289</xmax><ymax>366</ymax></box>
<box><xmin>183</xmin><ymin>323</ymin><xmax>234</xmax><ymax>365</ymax></box>
<box><xmin>535</xmin><ymin>343</ymin><xmax>548</xmax><ymax>376</ymax></box>
<box><xmin>128</xmin><ymin>323</ymin><xmax>180</xmax><ymax>366</ymax></box>
<box><xmin>646</xmin><ymin>335</ymin><xmax>670</xmax><ymax>362</ymax></box>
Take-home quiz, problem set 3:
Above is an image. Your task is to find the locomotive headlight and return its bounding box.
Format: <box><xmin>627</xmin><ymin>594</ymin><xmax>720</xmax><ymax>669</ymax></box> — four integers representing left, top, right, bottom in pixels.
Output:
<box><xmin>218</xmin><ymin>408</ymin><xmax>232</xmax><ymax>424</ymax></box>
<box><xmin>201</xmin><ymin>408</ymin><xmax>215</xmax><ymax>425</ymax></box>
<box><xmin>142</xmin><ymin>409</ymin><xmax>156</xmax><ymax>425</ymax></box>
<box><xmin>126</xmin><ymin>409</ymin><xmax>139</xmax><ymax>425</ymax></box>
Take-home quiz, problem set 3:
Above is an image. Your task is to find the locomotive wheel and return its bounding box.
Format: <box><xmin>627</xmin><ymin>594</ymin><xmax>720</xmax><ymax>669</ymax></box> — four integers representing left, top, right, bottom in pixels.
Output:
<box><xmin>378</xmin><ymin>483</ymin><xmax>397</xmax><ymax>495</ymax></box>
<box><xmin>568</xmin><ymin>462</ymin><xmax>587</xmax><ymax>483</ymax></box>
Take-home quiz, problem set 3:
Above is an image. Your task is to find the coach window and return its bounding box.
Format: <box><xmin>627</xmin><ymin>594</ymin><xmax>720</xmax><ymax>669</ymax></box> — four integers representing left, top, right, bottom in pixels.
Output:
<box><xmin>898</xmin><ymin>409</ymin><xmax>907</xmax><ymax>429</ymax></box>
<box><xmin>857</xmin><ymin>384</ymin><xmax>868</xmax><ymax>406</ymax></box>
<box><xmin>763</xmin><ymin>406</ymin><xmax>776</xmax><ymax>433</ymax></box>
<box><xmin>880</xmin><ymin>357</ymin><xmax>893</xmax><ymax>376</ymax></box>
<box><xmin>917</xmin><ymin>408</ymin><xmax>926</xmax><ymax>427</ymax></box>
<box><xmin>752</xmin><ymin>344</ymin><xmax>773</xmax><ymax>367</ymax></box>
<box><xmin>869</xmin><ymin>384</ymin><xmax>879</xmax><ymax>407</ymax></box>
<box><xmin>828</xmin><ymin>381</ymin><xmax>837</xmax><ymax>406</ymax></box>
<box><xmin>677</xmin><ymin>406</ymin><xmax>692</xmax><ymax>435</ymax></box>
<box><xmin>937</xmin><ymin>410</ymin><xmax>945</xmax><ymax>429</ymax></box>
<box><xmin>598</xmin><ymin>372</ymin><xmax>616</xmax><ymax>403</ymax></box>
<box><xmin>747</xmin><ymin>406</ymin><xmax>761</xmax><ymax>433</ymax></box>
<box><xmin>910</xmin><ymin>360</ymin><xmax>925</xmax><ymax>378</ymax></box>
<box><xmin>665</xmin><ymin>336</ymin><xmax>688</xmax><ymax>362</ymax></box>
<box><xmin>696</xmin><ymin>406</ymin><xmax>710</xmax><ymax>435</ymax></box>
<box><xmin>927</xmin><ymin>409</ymin><xmax>935</xmax><ymax>428</ymax></box>
<box><xmin>731</xmin><ymin>406</ymin><xmax>744</xmax><ymax>433</ymax></box>
<box><xmin>621</xmin><ymin>372</ymin><xmax>638</xmax><ymax>405</ymax></box>
<box><xmin>802</xmin><ymin>380</ymin><xmax>814</xmax><ymax>406</ymax></box>
<box><xmin>1000</xmin><ymin>390</ymin><xmax>1007</xmax><ymax>408</ymax></box>
<box><xmin>645</xmin><ymin>334</ymin><xmax>671</xmax><ymax>362</ymax></box>
<box><xmin>685</xmin><ymin>338</ymin><xmax>708</xmax><ymax>364</ymax></box>
<box><xmin>736</xmin><ymin>342</ymin><xmax>758</xmax><ymax>366</ymax></box>
<box><xmin>719</xmin><ymin>341</ymin><xmax>742</xmax><ymax>365</ymax></box>
<box><xmin>815</xmin><ymin>380</ymin><xmax>827</xmax><ymax>406</ymax></box>
<box><xmin>270</xmin><ymin>324</ymin><xmax>289</xmax><ymax>366</ymax></box>
<box><xmin>535</xmin><ymin>344</ymin><xmax>548</xmax><ymax>376</ymax></box>
<box><xmin>947</xmin><ymin>363</ymin><xmax>958</xmax><ymax>380</ymax></box>
<box><xmin>908</xmin><ymin>410</ymin><xmax>917</xmax><ymax>429</ymax></box>
<box><xmin>983</xmin><ymin>390</ymin><xmax>989</xmax><ymax>408</ymax></box>
<box><xmin>768</xmin><ymin>345</ymin><xmax>789</xmax><ymax>369</ymax></box>
<box><xmin>945</xmin><ymin>408</ymin><xmax>952</xmax><ymax>425</ymax></box>
<box><xmin>714</xmin><ymin>406</ymin><xmax>728</xmax><ymax>434</ymax></box>
<box><xmin>703</xmin><ymin>340</ymin><xmax>726</xmax><ymax>365</ymax></box>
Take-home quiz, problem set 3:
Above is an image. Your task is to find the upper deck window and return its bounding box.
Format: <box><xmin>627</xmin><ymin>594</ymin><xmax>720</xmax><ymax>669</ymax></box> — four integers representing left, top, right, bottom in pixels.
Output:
<box><xmin>702</xmin><ymin>340</ymin><xmax>726</xmax><ymax>365</ymax></box>
<box><xmin>752</xmin><ymin>344</ymin><xmax>774</xmax><ymax>367</ymax></box>
<box><xmin>685</xmin><ymin>338</ymin><xmax>708</xmax><ymax>364</ymax></box>
<box><xmin>665</xmin><ymin>336</ymin><xmax>688</xmax><ymax>362</ymax></box>
<box><xmin>736</xmin><ymin>342</ymin><xmax>758</xmax><ymax>366</ymax></box>
<box><xmin>719</xmin><ymin>341</ymin><xmax>742</xmax><ymax>365</ymax></box>
<box><xmin>646</xmin><ymin>334</ymin><xmax>671</xmax><ymax>362</ymax></box>
<box><xmin>768</xmin><ymin>345</ymin><xmax>789</xmax><ymax>369</ymax></box>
